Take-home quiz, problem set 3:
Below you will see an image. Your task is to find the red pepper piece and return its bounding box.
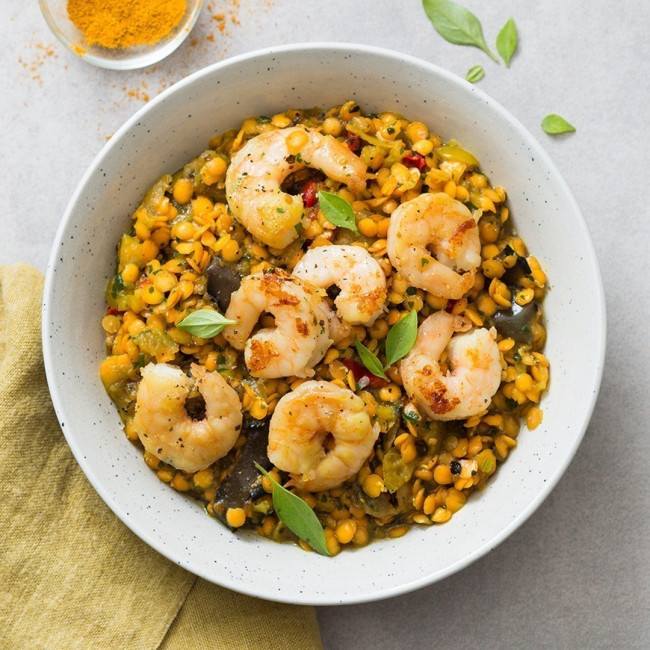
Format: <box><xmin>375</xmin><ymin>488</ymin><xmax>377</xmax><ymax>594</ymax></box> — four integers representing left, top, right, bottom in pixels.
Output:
<box><xmin>401</xmin><ymin>151</ymin><xmax>427</xmax><ymax>171</ymax></box>
<box><xmin>345</xmin><ymin>130</ymin><xmax>362</xmax><ymax>154</ymax></box>
<box><xmin>444</xmin><ymin>299</ymin><xmax>456</xmax><ymax>313</ymax></box>
<box><xmin>301</xmin><ymin>180</ymin><xmax>318</xmax><ymax>207</ymax></box>
<box><xmin>106</xmin><ymin>307</ymin><xmax>122</xmax><ymax>316</ymax></box>
<box><xmin>342</xmin><ymin>359</ymin><xmax>389</xmax><ymax>389</ymax></box>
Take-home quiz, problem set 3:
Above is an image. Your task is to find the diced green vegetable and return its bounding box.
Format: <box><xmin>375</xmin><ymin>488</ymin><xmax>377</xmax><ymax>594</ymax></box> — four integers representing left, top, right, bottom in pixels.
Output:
<box><xmin>350</xmin><ymin>484</ymin><xmax>397</xmax><ymax>518</ymax></box>
<box><xmin>481</xmin><ymin>457</ymin><xmax>494</xmax><ymax>473</ymax></box>
<box><xmin>345</xmin><ymin>124</ymin><xmax>395</xmax><ymax>149</ymax></box>
<box><xmin>376</xmin><ymin>404</ymin><xmax>400</xmax><ymax>433</ymax></box>
<box><xmin>141</xmin><ymin>174</ymin><xmax>173</xmax><ymax>214</ymax></box>
<box><xmin>436</xmin><ymin>144</ymin><xmax>479</xmax><ymax>167</ymax></box>
<box><xmin>382</xmin><ymin>448</ymin><xmax>418</xmax><ymax>493</ymax></box>
<box><xmin>133</xmin><ymin>328</ymin><xmax>179</xmax><ymax>360</ymax></box>
<box><xmin>105</xmin><ymin>274</ymin><xmax>143</xmax><ymax>312</ymax></box>
<box><xmin>383</xmin><ymin>146</ymin><xmax>405</xmax><ymax>167</ymax></box>
<box><xmin>418</xmin><ymin>420</ymin><xmax>446</xmax><ymax>452</ymax></box>
<box><xmin>118</xmin><ymin>234</ymin><xmax>146</xmax><ymax>271</ymax></box>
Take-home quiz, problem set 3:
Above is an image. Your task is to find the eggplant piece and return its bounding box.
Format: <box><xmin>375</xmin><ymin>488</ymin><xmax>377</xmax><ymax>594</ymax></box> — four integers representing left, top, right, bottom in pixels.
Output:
<box><xmin>212</xmin><ymin>418</ymin><xmax>271</xmax><ymax>527</ymax></box>
<box><xmin>206</xmin><ymin>258</ymin><xmax>242</xmax><ymax>312</ymax></box>
<box><xmin>498</xmin><ymin>245</ymin><xmax>532</xmax><ymax>286</ymax></box>
<box><xmin>490</xmin><ymin>302</ymin><xmax>539</xmax><ymax>344</ymax></box>
<box><xmin>350</xmin><ymin>483</ymin><xmax>397</xmax><ymax>518</ymax></box>
<box><xmin>280</xmin><ymin>168</ymin><xmax>324</xmax><ymax>195</ymax></box>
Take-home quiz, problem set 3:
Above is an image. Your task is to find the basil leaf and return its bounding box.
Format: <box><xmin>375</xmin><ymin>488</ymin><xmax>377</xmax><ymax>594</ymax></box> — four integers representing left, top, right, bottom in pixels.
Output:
<box><xmin>465</xmin><ymin>65</ymin><xmax>484</xmax><ymax>83</ymax></box>
<box><xmin>178</xmin><ymin>309</ymin><xmax>237</xmax><ymax>338</ymax></box>
<box><xmin>422</xmin><ymin>0</ymin><xmax>497</xmax><ymax>62</ymax></box>
<box><xmin>354</xmin><ymin>337</ymin><xmax>387</xmax><ymax>380</ymax></box>
<box><xmin>496</xmin><ymin>17</ymin><xmax>517</xmax><ymax>67</ymax></box>
<box><xmin>384</xmin><ymin>310</ymin><xmax>418</xmax><ymax>368</ymax></box>
<box><xmin>318</xmin><ymin>191</ymin><xmax>358</xmax><ymax>232</ymax></box>
<box><xmin>541</xmin><ymin>114</ymin><xmax>576</xmax><ymax>135</ymax></box>
<box><xmin>254</xmin><ymin>463</ymin><xmax>331</xmax><ymax>556</ymax></box>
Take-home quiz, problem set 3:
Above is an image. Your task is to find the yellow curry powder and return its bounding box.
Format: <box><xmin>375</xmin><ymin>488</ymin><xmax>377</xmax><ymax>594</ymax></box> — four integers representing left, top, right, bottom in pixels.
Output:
<box><xmin>67</xmin><ymin>0</ymin><xmax>187</xmax><ymax>49</ymax></box>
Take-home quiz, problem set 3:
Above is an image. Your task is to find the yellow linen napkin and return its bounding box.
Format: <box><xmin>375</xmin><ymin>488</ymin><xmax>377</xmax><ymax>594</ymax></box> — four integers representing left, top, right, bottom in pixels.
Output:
<box><xmin>0</xmin><ymin>264</ymin><xmax>322</xmax><ymax>650</ymax></box>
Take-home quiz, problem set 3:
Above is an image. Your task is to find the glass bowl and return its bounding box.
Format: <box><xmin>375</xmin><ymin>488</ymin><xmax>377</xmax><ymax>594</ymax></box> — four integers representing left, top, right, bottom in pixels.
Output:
<box><xmin>39</xmin><ymin>0</ymin><xmax>204</xmax><ymax>70</ymax></box>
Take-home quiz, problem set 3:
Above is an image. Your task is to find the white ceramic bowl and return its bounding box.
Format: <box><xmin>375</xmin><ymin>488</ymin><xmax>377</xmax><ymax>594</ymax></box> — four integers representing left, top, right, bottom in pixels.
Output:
<box><xmin>43</xmin><ymin>43</ymin><xmax>606</xmax><ymax>605</ymax></box>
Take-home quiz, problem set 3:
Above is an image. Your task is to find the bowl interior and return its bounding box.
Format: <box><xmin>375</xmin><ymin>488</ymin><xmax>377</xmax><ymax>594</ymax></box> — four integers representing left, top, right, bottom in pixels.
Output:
<box><xmin>43</xmin><ymin>44</ymin><xmax>605</xmax><ymax>604</ymax></box>
<box><xmin>40</xmin><ymin>0</ymin><xmax>204</xmax><ymax>70</ymax></box>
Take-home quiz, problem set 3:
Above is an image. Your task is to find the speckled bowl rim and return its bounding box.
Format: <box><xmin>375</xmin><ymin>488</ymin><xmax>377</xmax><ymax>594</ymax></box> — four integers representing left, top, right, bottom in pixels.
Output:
<box><xmin>42</xmin><ymin>42</ymin><xmax>606</xmax><ymax>605</ymax></box>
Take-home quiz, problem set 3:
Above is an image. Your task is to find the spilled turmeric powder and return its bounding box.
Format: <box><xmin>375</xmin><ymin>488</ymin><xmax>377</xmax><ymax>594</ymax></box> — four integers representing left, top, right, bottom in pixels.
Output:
<box><xmin>67</xmin><ymin>0</ymin><xmax>187</xmax><ymax>49</ymax></box>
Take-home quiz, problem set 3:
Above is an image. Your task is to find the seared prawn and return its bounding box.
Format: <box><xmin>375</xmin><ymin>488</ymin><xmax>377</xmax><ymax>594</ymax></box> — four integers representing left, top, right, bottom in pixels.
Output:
<box><xmin>225</xmin><ymin>127</ymin><xmax>367</xmax><ymax>249</ymax></box>
<box><xmin>268</xmin><ymin>380</ymin><xmax>379</xmax><ymax>491</ymax></box>
<box><xmin>387</xmin><ymin>192</ymin><xmax>481</xmax><ymax>299</ymax></box>
<box><xmin>133</xmin><ymin>363</ymin><xmax>242</xmax><ymax>472</ymax></box>
<box><xmin>292</xmin><ymin>245</ymin><xmax>387</xmax><ymax>325</ymax></box>
<box><xmin>223</xmin><ymin>268</ymin><xmax>332</xmax><ymax>378</ymax></box>
<box><xmin>400</xmin><ymin>311</ymin><xmax>501</xmax><ymax>421</ymax></box>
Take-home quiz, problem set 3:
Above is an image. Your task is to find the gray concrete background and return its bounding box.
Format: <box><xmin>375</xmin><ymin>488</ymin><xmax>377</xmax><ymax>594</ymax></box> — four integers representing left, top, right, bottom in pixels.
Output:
<box><xmin>2</xmin><ymin>0</ymin><xmax>649</xmax><ymax>647</ymax></box>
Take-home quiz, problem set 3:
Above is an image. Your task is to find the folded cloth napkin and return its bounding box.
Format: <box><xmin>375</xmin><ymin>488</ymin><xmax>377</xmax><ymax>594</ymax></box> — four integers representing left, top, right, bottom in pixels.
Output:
<box><xmin>0</xmin><ymin>264</ymin><xmax>322</xmax><ymax>650</ymax></box>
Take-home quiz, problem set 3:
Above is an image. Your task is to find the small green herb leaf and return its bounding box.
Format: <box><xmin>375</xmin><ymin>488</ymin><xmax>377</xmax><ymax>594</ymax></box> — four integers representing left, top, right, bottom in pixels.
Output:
<box><xmin>111</xmin><ymin>273</ymin><xmax>125</xmax><ymax>298</ymax></box>
<box><xmin>422</xmin><ymin>0</ymin><xmax>498</xmax><ymax>62</ymax></box>
<box><xmin>132</xmin><ymin>353</ymin><xmax>146</xmax><ymax>369</ymax></box>
<box><xmin>317</xmin><ymin>191</ymin><xmax>358</xmax><ymax>232</ymax></box>
<box><xmin>384</xmin><ymin>310</ymin><xmax>418</xmax><ymax>368</ymax></box>
<box><xmin>541</xmin><ymin>114</ymin><xmax>576</xmax><ymax>134</ymax></box>
<box><xmin>496</xmin><ymin>17</ymin><xmax>517</xmax><ymax>67</ymax></box>
<box><xmin>254</xmin><ymin>463</ymin><xmax>331</xmax><ymax>556</ymax></box>
<box><xmin>354</xmin><ymin>337</ymin><xmax>387</xmax><ymax>380</ymax></box>
<box><xmin>256</xmin><ymin>115</ymin><xmax>271</xmax><ymax>124</ymax></box>
<box><xmin>465</xmin><ymin>65</ymin><xmax>484</xmax><ymax>83</ymax></box>
<box><xmin>178</xmin><ymin>309</ymin><xmax>237</xmax><ymax>338</ymax></box>
<box><xmin>402</xmin><ymin>408</ymin><xmax>420</xmax><ymax>423</ymax></box>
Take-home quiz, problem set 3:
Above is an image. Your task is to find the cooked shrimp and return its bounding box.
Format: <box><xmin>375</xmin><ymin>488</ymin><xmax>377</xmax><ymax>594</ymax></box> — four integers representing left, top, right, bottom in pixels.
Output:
<box><xmin>387</xmin><ymin>192</ymin><xmax>481</xmax><ymax>299</ymax></box>
<box><xmin>268</xmin><ymin>381</ymin><xmax>379</xmax><ymax>491</ymax></box>
<box><xmin>318</xmin><ymin>301</ymin><xmax>354</xmax><ymax>345</ymax></box>
<box><xmin>292</xmin><ymin>245</ymin><xmax>387</xmax><ymax>325</ymax></box>
<box><xmin>400</xmin><ymin>311</ymin><xmax>501</xmax><ymax>421</ymax></box>
<box><xmin>223</xmin><ymin>268</ymin><xmax>331</xmax><ymax>378</ymax></box>
<box><xmin>133</xmin><ymin>363</ymin><xmax>242</xmax><ymax>472</ymax></box>
<box><xmin>225</xmin><ymin>127</ymin><xmax>367</xmax><ymax>249</ymax></box>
